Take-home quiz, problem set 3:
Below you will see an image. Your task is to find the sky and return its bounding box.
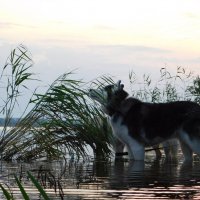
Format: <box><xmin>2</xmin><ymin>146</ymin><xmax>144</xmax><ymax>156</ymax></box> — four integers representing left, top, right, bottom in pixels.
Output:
<box><xmin>0</xmin><ymin>0</ymin><xmax>200</xmax><ymax>115</ymax></box>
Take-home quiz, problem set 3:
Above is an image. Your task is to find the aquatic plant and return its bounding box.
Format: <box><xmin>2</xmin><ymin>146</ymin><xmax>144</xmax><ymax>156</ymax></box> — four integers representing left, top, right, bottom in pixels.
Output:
<box><xmin>0</xmin><ymin>45</ymin><xmax>35</xmax><ymax>159</ymax></box>
<box><xmin>27</xmin><ymin>72</ymin><xmax>113</xmax><ymax>160</ymax></box>
<box><xmin>0</xmin><ymin>171</ymin><xmax>51</xmax><ymax>200</ymax></box>
<box><xmin>187</xmin><ymin>76</ymin><xmax>200</xmax><ymax>103</ymax></box>
<box><xmin>129</xmin><ymin>66</ymin><xmax>194</xmax><ymax>103</ymax></box>
<box><xmin>1</xmin><ymin>71</ymin><xmax>113</xmax><ymax>161</ymax></box>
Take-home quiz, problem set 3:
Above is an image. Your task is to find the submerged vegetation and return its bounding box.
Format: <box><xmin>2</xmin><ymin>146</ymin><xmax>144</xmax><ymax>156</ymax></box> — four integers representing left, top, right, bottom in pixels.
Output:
<box><xmin>0</xmin><ymin>45</ymin><xmax>200</xmax><ymax>162</ymax></box>
<box><xmin>0</xmin><ymin>171</ymin><xmax>51</xmax><ymax>200</ymax></box>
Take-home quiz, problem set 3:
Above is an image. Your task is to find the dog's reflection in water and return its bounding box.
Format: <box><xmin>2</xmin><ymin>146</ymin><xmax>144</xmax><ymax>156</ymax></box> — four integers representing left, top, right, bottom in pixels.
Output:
<box><xmin>111</xmin><ymin>157</ymin><xmax>180</xmax><ymax>189</ymax></box>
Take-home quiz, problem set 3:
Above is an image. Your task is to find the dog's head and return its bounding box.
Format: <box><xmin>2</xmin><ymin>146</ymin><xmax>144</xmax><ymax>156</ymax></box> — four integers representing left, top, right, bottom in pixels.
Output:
<box><xmin>89</xmin><ymin>80</ymin><xmax>128</xmax><ymax>115</ymax></box>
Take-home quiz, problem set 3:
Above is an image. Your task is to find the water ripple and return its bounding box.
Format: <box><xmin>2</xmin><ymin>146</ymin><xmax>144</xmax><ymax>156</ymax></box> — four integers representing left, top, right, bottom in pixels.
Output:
<box><xmin>1</xmin><ymin>153</ymin><xmax>200</xmax><ymax>199</ymax></box>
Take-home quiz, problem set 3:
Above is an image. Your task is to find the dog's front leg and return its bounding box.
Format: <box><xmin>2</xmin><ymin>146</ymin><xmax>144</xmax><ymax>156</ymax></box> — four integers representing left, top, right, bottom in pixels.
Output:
<box><xmin>114</xmin><ymin>138</ymin><xmax>126</xmax><ymax>159</ymax></box>
<box><xmin>127</xmin><ymin>138</ymin><xmax>145</xmax><ymax>160</ymax></box>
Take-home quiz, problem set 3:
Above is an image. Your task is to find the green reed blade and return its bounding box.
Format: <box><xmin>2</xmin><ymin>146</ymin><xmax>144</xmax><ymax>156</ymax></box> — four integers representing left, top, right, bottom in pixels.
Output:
<box><xmin>14</xmin><ymin>175</ymin><xmax>30</xmax><ymax>200</ymax></box>
<box><xmin>27</xmin><ymin>171</ymin><xmax>51</xmax><ymax>200</ymax></box>
<box><xmin>0</xmin><ymin>184</ymin><xmax>14</xmax><ymax>200</ymax></box>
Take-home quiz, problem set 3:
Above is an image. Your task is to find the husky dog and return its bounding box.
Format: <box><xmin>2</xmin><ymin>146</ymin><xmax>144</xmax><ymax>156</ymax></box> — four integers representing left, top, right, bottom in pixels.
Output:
<box><xmin>89</xmin><ymin>80</ymin><xmax>200</xmax><ymax>161</ymax></box>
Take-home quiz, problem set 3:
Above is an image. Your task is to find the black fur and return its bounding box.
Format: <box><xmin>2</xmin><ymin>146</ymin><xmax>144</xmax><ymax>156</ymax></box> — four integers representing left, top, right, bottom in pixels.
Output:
<box><xmin>116</xmin><ymin>99</ymin><xmax>200</xmax><ymax>146</ymax></box>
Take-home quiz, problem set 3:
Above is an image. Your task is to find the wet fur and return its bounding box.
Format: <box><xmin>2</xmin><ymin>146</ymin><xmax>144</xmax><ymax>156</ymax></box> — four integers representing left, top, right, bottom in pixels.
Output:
<box><xmin>89</xmin><ymin>81</ymin><xmax>200</xmax><ymax>161</ymax></box>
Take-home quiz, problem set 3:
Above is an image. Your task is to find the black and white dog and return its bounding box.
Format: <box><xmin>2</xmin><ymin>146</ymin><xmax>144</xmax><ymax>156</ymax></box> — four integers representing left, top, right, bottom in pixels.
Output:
<box><xmin>89</xmin><ymin>80</ymin><xmax>200</xmax><ymax>161</ymax></box>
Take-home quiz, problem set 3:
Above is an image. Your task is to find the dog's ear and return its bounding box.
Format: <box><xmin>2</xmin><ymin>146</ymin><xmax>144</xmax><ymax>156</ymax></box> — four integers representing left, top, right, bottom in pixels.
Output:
<box><xmin>117</xmin><ymin>80</ymin><xmax>124</xmax><ymax>90</ymax></box>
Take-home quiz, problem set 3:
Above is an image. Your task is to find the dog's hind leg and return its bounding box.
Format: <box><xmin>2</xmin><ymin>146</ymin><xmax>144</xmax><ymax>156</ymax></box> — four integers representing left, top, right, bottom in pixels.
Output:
<box><xmin>127</xmin><ymin>139</ymin><xmax>145</xmax><ymax>160</ymax></box>
<box><xmin>170</xmin><ymin>139</ymin><xmax>179</xmax><ymax>159</ymax></box>
<box><xmin>163</xmin><ymin>139</ymin><xmax>179</xmax><ymax>160</ymax></box>
<box><xmin>153</xmin><ymin>145</ymin><xmax>162</xmax><ymax>159</ymax></box>
<box><xmin>180</xmin><ymin>141</ymin><xmax>193</xmax><ymax>162</ymax></box>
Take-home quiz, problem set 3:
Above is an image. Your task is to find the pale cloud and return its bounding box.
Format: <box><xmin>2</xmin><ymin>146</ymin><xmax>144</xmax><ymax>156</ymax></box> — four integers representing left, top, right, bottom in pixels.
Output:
<box><xmin>93</xmin><ymin>25</ymin><xmax>117</xmax><ymax>31</ymax></box>
<box><xmin>0</xmin><ymin>22</ymin><xmax>35</xmax><ymax>29</ymax></box>
<box><xmin>0</xmin><ymin>0</ymin><xmax>200</xmax><ymax>84</ymax></box>
<box><xmin>184</xmin><ymin>12</ymin><xmax>200</xmax><ymax>19</ymax></box>
<box><xmin>90</xmin><ymin>45</ymin><xmax>171</xmax><ymax>54</ymax></box>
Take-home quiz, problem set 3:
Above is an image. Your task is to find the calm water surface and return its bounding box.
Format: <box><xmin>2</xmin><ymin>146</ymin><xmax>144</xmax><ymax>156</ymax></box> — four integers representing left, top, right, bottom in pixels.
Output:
<box><xmin>1</xmin><ymin>151</ymin><xmax>200</xmax><ymax>199</ymax></box>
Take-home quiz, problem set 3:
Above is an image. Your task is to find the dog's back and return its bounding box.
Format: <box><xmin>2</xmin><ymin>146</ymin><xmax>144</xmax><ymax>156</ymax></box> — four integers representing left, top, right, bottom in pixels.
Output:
<box><xmin>121</xmin><ymin>99</ymin><xmax>200</xmax><ymax>145</ymax></box>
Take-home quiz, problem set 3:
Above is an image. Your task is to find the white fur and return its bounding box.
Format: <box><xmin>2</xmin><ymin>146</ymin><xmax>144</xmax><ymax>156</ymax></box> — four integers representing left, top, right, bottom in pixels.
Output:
<box><xmin>110</xmin><ymin>115</ymin><xmax>145</xmax><ymax>160</ymax></box>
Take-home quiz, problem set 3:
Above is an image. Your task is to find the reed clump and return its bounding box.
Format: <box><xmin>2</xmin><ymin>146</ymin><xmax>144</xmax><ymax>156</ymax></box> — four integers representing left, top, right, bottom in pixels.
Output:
<box><xmin>0</xmin><ymin>46</ymin><xmax>113</xmax><ymax>161</ymax></box>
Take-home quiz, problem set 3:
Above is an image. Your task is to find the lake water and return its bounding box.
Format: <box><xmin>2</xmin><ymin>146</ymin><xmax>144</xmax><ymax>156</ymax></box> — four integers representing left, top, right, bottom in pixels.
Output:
<box><xmin>1</xmin><ymin>150</ymin><xmax>200</xmax><ymax>199</ymax></box>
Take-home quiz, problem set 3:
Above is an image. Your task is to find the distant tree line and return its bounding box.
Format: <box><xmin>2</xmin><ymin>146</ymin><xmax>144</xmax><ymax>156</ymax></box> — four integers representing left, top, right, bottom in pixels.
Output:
<box><xmin>0</xmin><ymin>118</ymin><xmax>46</xmax><ymax>127</ymax></box>
<box><xmin>0</xmin><ymin>118</ymin><xmax>20</xmax><ymax>126</ymax></box>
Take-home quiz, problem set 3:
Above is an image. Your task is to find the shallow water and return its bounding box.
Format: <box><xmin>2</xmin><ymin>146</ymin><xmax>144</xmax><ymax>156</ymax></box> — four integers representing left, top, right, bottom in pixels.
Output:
<box><xmin>1</xmin><ymin>152</ymin><xmax>200</xmax><ymax>199</ymax></box>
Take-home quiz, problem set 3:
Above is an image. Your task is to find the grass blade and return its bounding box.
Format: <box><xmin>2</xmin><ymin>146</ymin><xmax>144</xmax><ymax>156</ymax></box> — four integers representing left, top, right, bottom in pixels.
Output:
<box><xmin>14</xmin><ymin>175</ymin><xmax>30</xmax><ymax>200</ymax></box>
<box><xmin>0</xmin><ymin>184</ymin><xmax>14</xmax><ymax>200</ymax></box>
<box><xmin>27</xmin><ymin>171</ymin><xmax>51</xmax><ymax>200</ymax></box>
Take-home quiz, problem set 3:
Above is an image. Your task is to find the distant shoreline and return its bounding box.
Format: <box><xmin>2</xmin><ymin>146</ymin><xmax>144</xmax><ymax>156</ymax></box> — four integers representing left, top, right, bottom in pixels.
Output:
<box><xmin>0</xmin><ymin>118</ymin><xmax>20</xmax><ymax>127</ymax></box>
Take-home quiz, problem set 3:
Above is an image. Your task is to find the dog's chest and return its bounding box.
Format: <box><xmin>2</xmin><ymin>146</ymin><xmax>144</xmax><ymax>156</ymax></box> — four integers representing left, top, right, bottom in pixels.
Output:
<box><xmin>110</xmin><ymin>116</ymin><xmax>130</xmax><ymax>143</ymax></box>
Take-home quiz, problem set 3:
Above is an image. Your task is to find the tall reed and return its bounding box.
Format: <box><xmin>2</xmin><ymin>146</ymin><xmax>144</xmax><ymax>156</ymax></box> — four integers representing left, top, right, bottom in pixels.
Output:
<box><xmin>0</xmin><ymin>45</ymin><xmax>35</xmax><ymax>159</ymax></box>
<box><xmin>1</xmin><ymin>72</ymin><xmax>113</xmax><ymax>161</ymax></box>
